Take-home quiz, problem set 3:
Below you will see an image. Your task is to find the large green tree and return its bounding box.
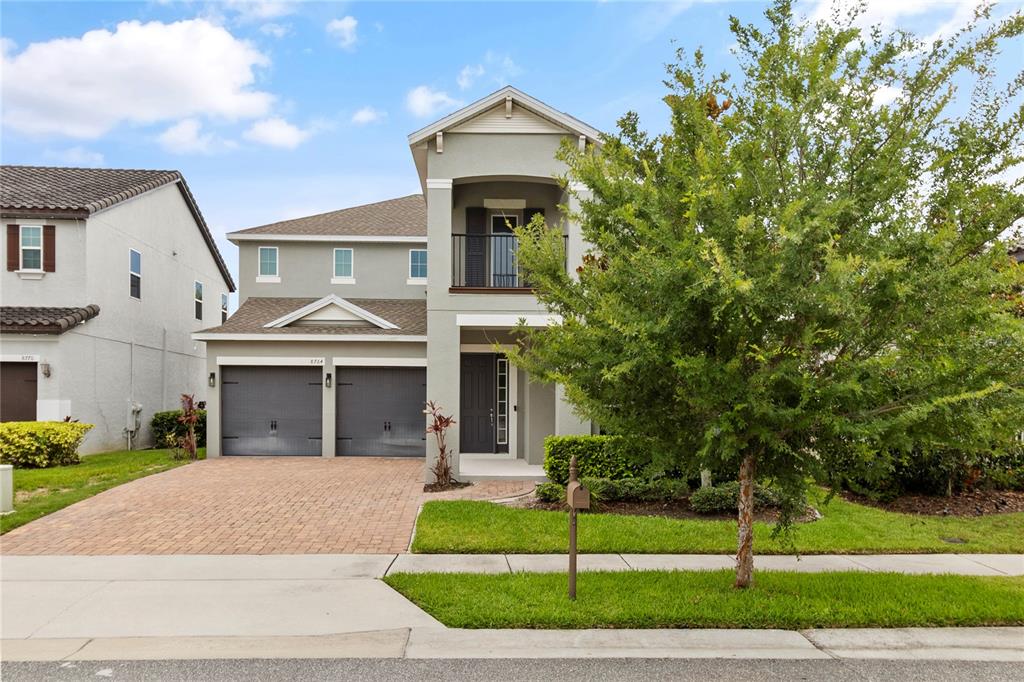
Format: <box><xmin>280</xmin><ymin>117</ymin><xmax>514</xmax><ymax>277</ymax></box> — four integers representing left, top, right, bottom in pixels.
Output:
<box><xmin>511</xmin><ymin>0</ymin><xmax>1024</xmax><ymax>587</ymax></box>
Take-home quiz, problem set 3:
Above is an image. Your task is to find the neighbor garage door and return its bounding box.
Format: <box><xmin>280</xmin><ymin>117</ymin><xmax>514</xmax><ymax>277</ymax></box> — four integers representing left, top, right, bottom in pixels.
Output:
<box><xmin>336</xmin><ymin>367</ymin><xmax>426</xmax><ymax>457</ymax></box>
<box><xmin>221</xmin><ymin>366</ymin><xmax>323</xmax><ymax>456</ymax></box>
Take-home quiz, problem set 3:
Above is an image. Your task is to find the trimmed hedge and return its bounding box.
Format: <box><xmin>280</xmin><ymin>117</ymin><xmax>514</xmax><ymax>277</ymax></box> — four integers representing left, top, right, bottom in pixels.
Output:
<box><xmin>0</xmin><ymin>422</ymin><xmax>94</xmax><ymax>468</ymax></box>
<box><xmin>543</xmin><ymin>435</ymin><xmax>639</xmax><ymax>484</ymax></box>
<box><xmin>151</xmin><ymin>409</ymin><xmax>207</xmax><ymax>448</ymax></box>
<box><xmin>689</xmin><ymin>481</ymin><xmax>781</xmax><ymax>514</ymax></box>
<box><xmin>534</xmin><ymin>477</ymin><xmax>689</xmax><ymax>505</ymax></box>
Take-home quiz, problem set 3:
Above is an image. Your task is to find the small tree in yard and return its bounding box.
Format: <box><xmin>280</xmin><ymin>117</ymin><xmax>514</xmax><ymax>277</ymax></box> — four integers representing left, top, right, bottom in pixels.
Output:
<box><xmin>511</xmin><ymin>0</ymin><xmax>1024</xmax><ymax>587</ymax></box>
<box><xmin>177</xmin><ymin>394</ymin><xmax>200</xmax><ymax>461</ymax></box>
<box><xmin>425</xmin><ymin>401</ymin><xmax>457</xmax><ymax>487</ymax></box>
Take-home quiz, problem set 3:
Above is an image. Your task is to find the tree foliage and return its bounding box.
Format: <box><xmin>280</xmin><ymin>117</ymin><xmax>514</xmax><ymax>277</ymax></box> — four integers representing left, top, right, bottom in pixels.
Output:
<box><xmin>510</xmin><ymin>0</ymin><xmax>1024</xmax><ymax>586</ymax></box>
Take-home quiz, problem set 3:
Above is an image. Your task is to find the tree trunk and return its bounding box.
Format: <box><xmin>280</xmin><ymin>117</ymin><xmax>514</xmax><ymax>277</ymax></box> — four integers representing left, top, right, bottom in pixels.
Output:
<box><xmin>735</xmin><ymin>453</ymin><xmax>756</xmax><ymax>589</ymax></box>
<box><xmin>700</xmin><ymin>469</ymin><xmax>713</xmax><ymax>489</ymax></box>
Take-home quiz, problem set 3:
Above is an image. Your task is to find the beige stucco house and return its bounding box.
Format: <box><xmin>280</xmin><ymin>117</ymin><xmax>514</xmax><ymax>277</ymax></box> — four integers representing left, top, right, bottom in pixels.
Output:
<box><xmin>195</xmin><ymin>87</ymin><xmax>600</xmax><ymax>480</ymax></box>
<box><xmin>1</xmin><ymin>166</ymin><xmax>235</xmax><ymax>453</ymax></box>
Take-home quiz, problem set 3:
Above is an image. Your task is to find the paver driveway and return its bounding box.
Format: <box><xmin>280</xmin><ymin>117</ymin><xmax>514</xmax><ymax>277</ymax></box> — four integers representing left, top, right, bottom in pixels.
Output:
<box><xmin>0</xmin><ymin>458</ymin><xmax>533</xmax><ymax>555</ymax></box>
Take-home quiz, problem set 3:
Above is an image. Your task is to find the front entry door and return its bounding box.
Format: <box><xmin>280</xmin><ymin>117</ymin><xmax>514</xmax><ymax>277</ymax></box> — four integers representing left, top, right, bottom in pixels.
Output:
<box><xmin>460</xmin><ymin>354</ymin><xmax>495</xmax><ymax>453</ymax></box>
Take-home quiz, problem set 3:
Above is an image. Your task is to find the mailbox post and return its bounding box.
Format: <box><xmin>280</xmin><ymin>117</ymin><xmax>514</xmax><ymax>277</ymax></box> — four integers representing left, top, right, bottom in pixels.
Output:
<box><xmin>566</xmin><ymin>454</ymin><xmax>589</xmax><ymax>600</ymax></box>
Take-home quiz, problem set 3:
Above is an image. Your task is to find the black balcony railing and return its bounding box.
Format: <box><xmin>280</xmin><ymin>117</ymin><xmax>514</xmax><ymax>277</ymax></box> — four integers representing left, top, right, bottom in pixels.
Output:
<box><xmin>451</xmin><ymin>234</ymin><xmax>566</xmax><ymax>289</ymax></box>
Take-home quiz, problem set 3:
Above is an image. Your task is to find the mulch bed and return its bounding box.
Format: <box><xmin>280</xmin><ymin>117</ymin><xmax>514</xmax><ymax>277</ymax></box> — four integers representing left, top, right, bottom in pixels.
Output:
<box><xmin>423</xmin><ymin>481</ymin><xmax>473</xmax><ymax>493</ymax></box>
<box><xmin>842</xmin><ymin>489</ymin><xmax>1024</xmax><ymax>517</ymax></box>
<box><xmin>510</xmin><ymin>496</ymin><xmax>819</xmax><ymax>523</ymax></box>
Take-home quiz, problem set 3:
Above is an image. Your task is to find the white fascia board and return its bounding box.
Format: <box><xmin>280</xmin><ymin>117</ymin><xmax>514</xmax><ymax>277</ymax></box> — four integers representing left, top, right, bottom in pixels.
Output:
<box><xmin>228</xmin><ymin>233</ymin><xmax>427</xmax><ymax>243</ymax></box>
<box><xmin>455</xmin><ymin>313</ymin><xmax>563</xmax><ymax>328</ymax></box>
<box><xmin>264</xmin><ymin>294</ymin><xmax>399</xmax><ymax>330</ymax></box>
<box><xmin>216</xmin><ymin>356</ymin><xmax>325</xmax><ymax>367</ymax></box>
<box><xmin>193</xmin><ymin>333</ymin><xmax>428</xmax><ymax>342</ymax></box>
<box><xmin>406</xmin><ymin>85</ymin><xmax>602</xmax><ymax>146</ymax></box>
<box><xmin>332</xmin><ymin>356</ymin><xmax>427</xmax><ymax>367</ymax></box>
<box><xmin>425</xmin><ymin>178</ymin><xmax>453</xmax><ymax>189</ymax></box>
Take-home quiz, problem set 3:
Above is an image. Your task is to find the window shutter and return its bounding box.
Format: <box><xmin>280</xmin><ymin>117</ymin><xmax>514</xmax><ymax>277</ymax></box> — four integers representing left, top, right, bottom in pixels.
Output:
<box><xmin>465</xmin><ymin>207</ymin><xmax>486</xmax><ymax>234</ymax></box>
<box><xmin>465</xmin><ymin>207</ymin><xmax>487</xmax><ymax>287</ymax></box>
<box><xmin>43</xmin><ymin>225</ymin><xmax>56</xmax><ymax>272</ymax></box>
<box><xmin>524</xmin><ymin>208</ymin><xmax>545</xmax><ymax>225</ymax></box>
<box><xmin>6</xmin><ymin>225</ymin><xmax>18</xmax><ymax>271</ymax></box>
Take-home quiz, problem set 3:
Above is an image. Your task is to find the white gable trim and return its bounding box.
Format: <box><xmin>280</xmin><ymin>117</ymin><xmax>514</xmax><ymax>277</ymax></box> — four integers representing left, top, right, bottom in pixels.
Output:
<box><xmin>263</xmin><ymin>294</ymin><xmax>400</xmax><ymax>330</ymax></box>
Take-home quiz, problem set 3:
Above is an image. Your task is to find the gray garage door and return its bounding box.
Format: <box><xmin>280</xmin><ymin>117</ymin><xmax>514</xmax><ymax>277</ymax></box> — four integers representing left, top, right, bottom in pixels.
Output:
<box><xmin>336</xmin><ymin>367</ymin><xmax>426</xmax><ymax>457</ymax></box>
<box><xmin>221</xmin><ymin>366</ymin><xmax>323</xmax><ymax>456</ymax></box>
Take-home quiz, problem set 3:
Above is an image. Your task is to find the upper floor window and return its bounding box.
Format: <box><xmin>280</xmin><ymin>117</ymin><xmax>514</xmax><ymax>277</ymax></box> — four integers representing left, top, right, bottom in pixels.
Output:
<box><xmin>194</xmin><ymin>281</ymin><xmax>204</xmax><ymax>320</ymax></box>
<box><xmin>409</xmin><ymin>249</ymin><xmax>428</xmax><ymax>282</ymax></box>
<box><xmin>221</xmin><ymin>293</ymin><xmax>229</xmax><ymax>323</ymax></box>
<box><xmin>129</xmin><ymin>249</ymin><xmax>142</xmax><ymax>299</ymax></box>
<box><xmin>20</xmin><ymin>226</ymin><xmax>42</xmax><ymax>270</ymax></box>
<box><xmin>258</xmin><ymin>246</ymin><xmax>278</xmax><ymax>280</ymax></box>
<box><xmin>333</xmin><ymin>248</ymin><xmax>354</xmax><ymax>283</ymax></box>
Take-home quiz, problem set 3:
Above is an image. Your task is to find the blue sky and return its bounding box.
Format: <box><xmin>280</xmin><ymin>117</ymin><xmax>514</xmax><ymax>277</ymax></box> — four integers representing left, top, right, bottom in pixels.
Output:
<box><xmin>1</xmin><ymin>1</ymin><xmax>1015</xmax><ymax>290</ymax></box>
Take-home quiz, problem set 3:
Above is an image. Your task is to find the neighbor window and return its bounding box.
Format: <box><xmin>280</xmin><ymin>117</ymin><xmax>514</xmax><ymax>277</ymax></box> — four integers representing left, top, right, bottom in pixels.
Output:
<box><xmin>194</xmin><ymin>281</ymin><xmax>204</xmax><ymax>320</ymax></box>
<box><xmin>221</xmin><ymin>293</ymin><xmax>229</xmax><ymax>323</ymax></box>
<box><xmin>20</xmin><ymin>226</ymin><xmax>42</xmax><ymax>270</ymax></box>
<box><xmin>258</xmin><ymin>246</ymin><xmax>278</xmax><ymax>278</ymax></box>
<box><xmin>334</xmin><ymin>248</ymin><xmax>354</xmax><ymax>279</ymax></box>
<box><xmin>409</xmin><ymin>249</ymin><xmax>428</xmax><ymax>280</ymax></box>
<box><xmin>129</xmin><ymin>249</ymin><xmax>142</xmax><ymax>299</ymax></box>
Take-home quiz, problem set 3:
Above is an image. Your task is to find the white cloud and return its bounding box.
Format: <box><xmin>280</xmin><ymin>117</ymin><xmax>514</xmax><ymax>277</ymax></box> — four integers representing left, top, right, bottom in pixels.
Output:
<box><xmin>157</xmin><ymin>118</ymin><xmax>236</xmax><ymax>154</ymax></box>
<box><xmin>405</xmin><ymin>85</ymin><xmax>463</xmax><ymax>118</ymax></box>
<box><xmin>42</xmin><ymin>146</ymin><xmax>105</xmax><ymax>166</ymax></box>
<box><xmin>457</xmin><ymin>64</ymin><xmax>485</xmax><ymax>90</ymax></box>
<box><xmin>351</xmin><ymin>106</ymin><xmax>385</xmax><ymax>125</ymax></box>
<box><xmin>483</xmin><ymin>51</ymin><xmax>523</xmax><ymax>86</ymax></box>
<box><xmin>243</xmin><ymin>117</ymin><xmax>312</xmax><ymax>149</ymax></box>
<box><xmin>224</xmin><ymin>0</ymin><xmax>296</xmax><ymax>22</ymax></box>
<box><xmin>807</xmin><ymin>0</ymin><xmax>978</xmax><ymax>42</ymax></box>
<box><xmin>259</xmin><ymin>23</ymin><xmax>291</xmax><ymax>39</ymax></box>
<box><xmin>872</xmin><ymin>84</ymin><xmax>902</xmax><ymax>107</ymax></box>
<box><xmin>1</xmin><ymin>19</ymin><xmax>273</xmax><ymax>139</ymax></box>
<box><xmin>326</xmin><ymin>16</ymin><xmax>358</xmax><ymax>50</ymax></box>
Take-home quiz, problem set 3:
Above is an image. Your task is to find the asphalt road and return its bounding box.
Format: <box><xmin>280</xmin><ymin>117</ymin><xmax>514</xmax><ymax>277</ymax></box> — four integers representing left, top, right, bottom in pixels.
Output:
<box><xmin>3</xmin><ymin>658</ymin><xmax>1023</xmax><ymax>682</ymax></box>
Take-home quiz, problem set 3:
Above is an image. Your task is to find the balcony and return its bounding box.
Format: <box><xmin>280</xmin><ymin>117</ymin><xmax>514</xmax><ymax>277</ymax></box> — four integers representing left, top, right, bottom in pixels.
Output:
<box><xmin>451</xmin><ymin>233</ymin><xmax>566</xmax><ymax>291</ymax></box>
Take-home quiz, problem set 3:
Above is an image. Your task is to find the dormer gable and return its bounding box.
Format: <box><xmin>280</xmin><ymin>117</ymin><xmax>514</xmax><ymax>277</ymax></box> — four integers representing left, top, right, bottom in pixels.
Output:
<box><xmin>263</xmin><ymin>294</ymin><xmax>399</xmax><ymax>330</ymax></box>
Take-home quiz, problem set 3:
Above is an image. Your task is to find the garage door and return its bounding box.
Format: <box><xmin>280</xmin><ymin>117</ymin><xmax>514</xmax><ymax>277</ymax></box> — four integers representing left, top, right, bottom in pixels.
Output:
<box><xmin>221</xmin><ymin>366</ymin><xmax>323</xmax><ymax>456</ymax></box>
<box><xmin>336</xmin><ymin>367</ymin><xmax>426</xmax><ymax>457</ymax></box>
<box><xmin>1</xmin><ymin>362</ymin><xmax>37</xmax><ymax>422</ymax></box>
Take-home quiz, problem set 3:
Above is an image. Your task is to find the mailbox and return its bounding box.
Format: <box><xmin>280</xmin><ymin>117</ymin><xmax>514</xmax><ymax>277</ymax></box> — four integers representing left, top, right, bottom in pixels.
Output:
<box><xmin>566</xmin><ymin>481</ymin><xmax>590</xmax><ymax>510</ymax></box>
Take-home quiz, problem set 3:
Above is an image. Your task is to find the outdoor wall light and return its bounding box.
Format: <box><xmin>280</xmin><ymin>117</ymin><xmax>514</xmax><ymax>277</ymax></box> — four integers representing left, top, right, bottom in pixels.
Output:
<box><xmin>40</xmin><ymin>363</ymin><xmax>51</xmax><ymax>378</ymax></box>
<box><xmin>208</xmin><ymin>372</ymin><xmax>216</xmax><ymax>388</ymax></box>
<box><xmin>325</xmin><ymin>372</ymin><xmax>332</xmax><ymax>388</ymax></box>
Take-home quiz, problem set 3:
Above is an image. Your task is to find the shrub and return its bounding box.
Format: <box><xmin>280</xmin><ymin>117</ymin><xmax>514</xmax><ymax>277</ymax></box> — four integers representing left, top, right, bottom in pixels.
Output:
<box><xmin>689</xmin><ymin>481</ymin><xmax>781</xmax><ymax>514</ymax></box>
<box><xmin>535</xmin><ymin>482</ymin><xmax>565</xmax><ymax>503</ymax></box>
<box><xmin>0</xmin><ymin>421</ymin><xmax>94</xmax><ymax>468</ymax></box>
<box><xmin>151</xmin><ymin>409</ymin><xmax>207</xmax><ymax>449</ymax></box>
<box><xmin>544</xmin><ymin>435</ymin><xmax>640</xmax><ymax>484</ymax></box>
<box><xmin>582</xmin><ymin>476</ymin><xmax>689</xmax><ymax>504</ymax></box>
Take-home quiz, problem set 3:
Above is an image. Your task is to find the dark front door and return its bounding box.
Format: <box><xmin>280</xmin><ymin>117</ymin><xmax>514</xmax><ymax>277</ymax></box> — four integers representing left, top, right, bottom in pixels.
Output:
<box><xmin>0</xmin><ymin>362</ymin><xmax>37</xmax><ymax>422</ymax></box>
<box><xmin>221</xmin><ymin>366</ymin><xmax>323</xmax><ymax>456</ymax></box>
<box><xmin>336</xmin><ymin>367</ymin><xmax>426</xmax><ymax>457</ymax></box>
<box><xmin>460</xmin><ymin>353</ymin><xmax>495</xmax><ymax>453</ymax></box>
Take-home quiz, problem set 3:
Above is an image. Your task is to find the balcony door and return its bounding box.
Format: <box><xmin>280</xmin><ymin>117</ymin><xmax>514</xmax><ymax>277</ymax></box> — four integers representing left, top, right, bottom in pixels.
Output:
<box><xmin>490</xmin><ymin>214</ymin><xmax>518</xmax><ymax>288</ymax></box>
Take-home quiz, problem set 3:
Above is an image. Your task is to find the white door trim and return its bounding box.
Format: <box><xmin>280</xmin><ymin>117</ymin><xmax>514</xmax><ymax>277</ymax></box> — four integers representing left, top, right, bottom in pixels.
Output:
<box><xmin>332</xmin><ymin>357</ymin><xmax>427</xmax><ymax>367</ymax></box>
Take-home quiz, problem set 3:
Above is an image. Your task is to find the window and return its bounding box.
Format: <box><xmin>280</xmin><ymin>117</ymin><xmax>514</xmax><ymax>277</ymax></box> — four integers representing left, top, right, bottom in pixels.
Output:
<box><xmin>194</xmin><ymin>281</ymin><xmax>204</xmax><ymax>320</ymax></box>
<box><xmin>491</xmin><ymin>214</ymin><xmax>519</xmax><ymax>287</ymax></box>
<box><xmin>20</xmin><ymin>226</ymin><xmax>42</xmax><ymax>270</ymax></box>
<box><xmin>221</xmin><ymin>293</ymin><xmax>229</xmax><ymax>323</ymax></box>
<box><xmin>333</xmin><ymin>248</ymin><xmax>354</xmax><ymax>283</ymax></box>
<box><xmin>409</xmin><ymin>249</ymin><xmax>428</xmax><ymax>282</ymax></box>
<box><xmin>258</xmin><ymin>246</ymin><xmax>278</xmax><ymax>279</ymax></box>
<box><xmin>129</xmin><ymin>249</ymin><xmax>141</xmax><ymax>299</ymax></box>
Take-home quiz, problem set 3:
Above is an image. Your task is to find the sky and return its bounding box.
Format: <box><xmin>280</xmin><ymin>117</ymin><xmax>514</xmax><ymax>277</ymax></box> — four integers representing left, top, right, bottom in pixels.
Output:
<box><xmin>1</xmin><ymin>0</ymin><xmax>1019</xmax><ymax>295</ymax></box>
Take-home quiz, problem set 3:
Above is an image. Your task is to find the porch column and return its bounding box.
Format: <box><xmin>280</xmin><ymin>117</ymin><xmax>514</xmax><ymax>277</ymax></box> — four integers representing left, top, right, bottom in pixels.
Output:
<box><xmin>566</xmin><ymin>182</ymin><xmax>592</xmax><ymax>281</ymax></box>
<box><xmin>554</xmin><ymin>384</ymin><xmax>589</xmax><ymax>436</ymax></box>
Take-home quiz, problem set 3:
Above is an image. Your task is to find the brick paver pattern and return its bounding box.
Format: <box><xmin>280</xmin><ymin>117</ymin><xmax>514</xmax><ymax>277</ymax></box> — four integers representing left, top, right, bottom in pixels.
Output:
<box><xmin>0</xmin><ymin>458</ymin><xmax>533</xmax><ymax>555</ymax></box>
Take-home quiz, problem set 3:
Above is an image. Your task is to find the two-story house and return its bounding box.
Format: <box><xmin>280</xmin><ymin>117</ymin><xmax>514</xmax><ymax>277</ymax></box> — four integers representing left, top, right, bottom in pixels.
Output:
<box><xmin>195</xmin><ymin>87</ymin><xmax>599</xmax><ymax>480</ymax></box>
<box><xmin>1</xmin><ymin>166</ymin><xmax>235</xmax><ymax>453</ymax></box>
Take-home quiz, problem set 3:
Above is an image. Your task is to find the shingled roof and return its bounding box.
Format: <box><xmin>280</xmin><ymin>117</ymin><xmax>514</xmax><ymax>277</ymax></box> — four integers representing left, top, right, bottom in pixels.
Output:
<box><xmin>196</xmin><ymin>297</ymin><xmax>426</xmax><ymax>337</ymax></box>
<box><xmin>0</xmin><ymin>165</ymin><xmax>235</xmax><ymax>291</ymax></box>
<box><xmin>229</xmin><ymin>194</ymin><xmax>425</xmax><ymax>238</ymax></box>
<box><xmin>1</xmin><ymin>305</ymin><xmax>100</xmax><ymax>334</ymax></box>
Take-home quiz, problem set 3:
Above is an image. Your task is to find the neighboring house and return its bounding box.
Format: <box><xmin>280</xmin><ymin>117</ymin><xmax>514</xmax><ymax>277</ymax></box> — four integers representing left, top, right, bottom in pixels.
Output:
<box><xmin>1011</xmin><ymin>240</ymin><xmax>1023</xmax><ymax>264</ymax></box>
<box><xmin>195</xmin><ymin>86</ymin><xmax>599</xmax><ymax>480</ymax></box>
<box><xmin>1</xmin><ymin>166</ymin><xmax>235</xmax><ymax>453</ymax></box>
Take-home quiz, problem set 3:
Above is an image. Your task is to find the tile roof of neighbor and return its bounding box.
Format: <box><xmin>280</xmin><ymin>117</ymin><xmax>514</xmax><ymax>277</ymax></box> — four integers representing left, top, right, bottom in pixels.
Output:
<box><xmin>231</xmin><ymin>194</ymin><xmax>426</xmax><ymax>238</ymax></box>
<box><xmin>198</xmin><ymin>297</ymin><xmax>427</xmax><ymax>336</ymax></box>
<box><xmin>0</xmin><ymin>165</ymin><xmax>235</xmax><ymax>291</ymax></box>
<box><xmin>1</xmin><ymin>305</ymin><xmax>101</xmax><ymax>334</ymax></box>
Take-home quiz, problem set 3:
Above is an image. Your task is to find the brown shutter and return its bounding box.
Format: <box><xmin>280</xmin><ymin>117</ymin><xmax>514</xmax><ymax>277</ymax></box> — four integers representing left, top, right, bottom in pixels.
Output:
<box><xmin>465</xmin><ymin>207</ymin><xmax>486</xmax><ymax>234</ymax></box>
<box><xmin>43</xmin><ymin>225</ymin><xmax>56</xmax><ymax>272</ymax></box>
<box><xmin>6</xmin><ymin>225</ymin><xmax>18</xmax><ymax>271</ymax></box>
<box><xmin>465</xmin><ymin>207</ymin><xmax>487</xmax><ymax>287</ymax></box>
<box><xmin>524</xmin><ymin>208</ymin><xmax>545</xmax><ymax>225</ymax></box>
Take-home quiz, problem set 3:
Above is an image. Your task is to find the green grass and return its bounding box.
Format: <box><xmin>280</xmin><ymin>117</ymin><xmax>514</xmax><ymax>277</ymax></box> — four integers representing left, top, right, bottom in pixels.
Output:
<box><xmin>1</xmin><ymin>448</ymin><xmax>204</xmax><ymax>534</ymax></box>
<box><xmin>411</xmin><ymin>495</ymin><xmax>1024</xmax><ymax>554</ymax></box>
<box><xmin>385</xmin><ymin>570</ymin><xmax>1024</xmax><ymax>629</ymax></box>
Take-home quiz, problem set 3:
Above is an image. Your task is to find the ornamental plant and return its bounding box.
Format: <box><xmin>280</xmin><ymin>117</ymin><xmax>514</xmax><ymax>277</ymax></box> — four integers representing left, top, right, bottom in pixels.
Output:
<box><xmin>511</xmin><ymin>0</ymin><xmax>1024</xmax><ymax>587</ymax></box>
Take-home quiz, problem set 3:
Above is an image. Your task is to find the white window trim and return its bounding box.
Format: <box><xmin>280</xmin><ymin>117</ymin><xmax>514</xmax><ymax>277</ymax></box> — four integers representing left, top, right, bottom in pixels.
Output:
<box><xmin>332</xmin><ymin>247</ymin><xmax>355</xmax><ymax>284</ymax></box>
<box><xmin>220</xmin><ymin>293</ymin><xmax>229</xmax><ymax>321</ymax></box>
<box><xmin>19</xmin><ymin>225</ymin><xmax>44</xmax><ymax>273</ymax></box>
<box><xmin>408</xmin><ymin>248</ymin><xmax>428</xmax><ymax>285</ymax></box>
<box><xmin>129</xmin><ymin>248</ymin><xmax>142</xmax><ymax>300</ymax></box>
<box><xmin>194</xmin><ymin>280</ymin><xmax>204</xmax><ymax>320</ymax></box>
<box><xmin>257</xmin><ymin>246</ymin><xmax>279</xmax><ymax>280</ymax></box>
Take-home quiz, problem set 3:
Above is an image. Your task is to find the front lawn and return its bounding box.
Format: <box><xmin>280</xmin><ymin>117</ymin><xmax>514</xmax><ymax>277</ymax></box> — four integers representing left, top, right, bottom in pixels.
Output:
<box><xmin>1</xmin><ymin>448</ymin><xmax>204</xmax><ymax>534</ymax></box>
<box><xmin>412</xmin><ymin>495</ymin><xmax>1024</xmax><ymax>554</ymax></box>
<box><xmin>385</xmin><ymin>570</ymin><xmax>1024</xmax><ymax>629</ymax></box>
